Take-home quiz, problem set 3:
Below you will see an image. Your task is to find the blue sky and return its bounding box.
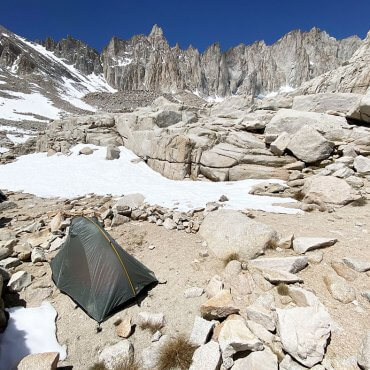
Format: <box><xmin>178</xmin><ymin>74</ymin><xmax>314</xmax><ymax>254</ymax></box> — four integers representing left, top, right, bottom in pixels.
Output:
<box><xmin>2</xmin><ymin>0</ymin><xmax>370</xmax><ymax>52</ymax></box>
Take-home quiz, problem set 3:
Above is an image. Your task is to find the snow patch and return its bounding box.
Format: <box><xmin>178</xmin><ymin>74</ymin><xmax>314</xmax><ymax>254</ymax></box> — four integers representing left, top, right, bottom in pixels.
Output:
<box><xmin>112</xmin><ymin>56</ymin><xmax>133</xmax><ymax>67</ymax></box>
<box><xmin>7</xmin><ymin>133</ymin><xmax>32</xmax><ymax>144</ymax></box>
<box><xmin>0</xmin><ymin>125</ymin><xmax>32</xmax><ymax>134</ymax></box>
<box><xmin>9</xmin><ymin>55</ymin><xmax>21</xmax><ymax>74</ymax></box>
<box><xmin>0</xmin><ymin>147</ymin><xmax>9</xmax><ymax>153</ymax></box>
<box><xmin>0</xmin><ymin>301</ymin><xmax>67</xmax><ymax>370</ymax></box>
<box><xmin>264</xmin><ymin>85</ymin><xmax>295</xmax><ymax>98</ymax></box>
<box><xmin>0</xmin><ymin>144</ymin><xmax>300</xmax><ymax>214</ymax></box>
<box><xmin>206</xmin><ymin>95</ymin><xmax>225</xmax><ymax>103</ymax></box>
<box><xmin>0</xmin><ymin>91</ymin><xmax>61</xmax><ymax>121</ymax></box>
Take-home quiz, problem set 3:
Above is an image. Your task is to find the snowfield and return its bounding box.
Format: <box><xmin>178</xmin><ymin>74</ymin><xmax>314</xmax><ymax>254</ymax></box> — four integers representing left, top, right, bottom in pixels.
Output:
<box><xmin>0</xmin><ymin>144</ymin><xmax>300</xmax><ymax>214</ymax></box>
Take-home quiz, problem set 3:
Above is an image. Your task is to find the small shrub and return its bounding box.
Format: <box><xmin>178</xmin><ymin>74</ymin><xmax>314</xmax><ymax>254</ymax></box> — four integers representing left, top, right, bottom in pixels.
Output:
<box><xmin>116</xmin><ymin>360</ymin><xmax>141</xmax><ymax>370</ymax></box>
<box><xmin>158</xmin><ymin>335</ymin><xmax>196</xmax><ymax>370</ymax></box>
<box><xmin>139</xmin><ymin>320</ymin><xmax>164</xmax><ymax>333</ymax></box>
<box><xmin>277</xmin><ymin>283</ymin><xmax>290</xmax><ymax>296</ymax></box>
<box><xmin>223</xmin><ymin>252</ymin><xmax>240</xmax><ymax>267</ymax></box>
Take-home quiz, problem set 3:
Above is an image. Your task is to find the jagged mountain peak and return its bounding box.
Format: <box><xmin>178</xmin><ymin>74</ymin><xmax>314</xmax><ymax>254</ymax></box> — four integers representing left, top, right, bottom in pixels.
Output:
<box><xmin>150</xmin><ymin>24</ymin><xmax>164</xmax><ymax>37</ymax></box>
<box><xmin>0</xmin><ymin>24</ymin><xmax>368</xmax><ymax>126</ymax></box>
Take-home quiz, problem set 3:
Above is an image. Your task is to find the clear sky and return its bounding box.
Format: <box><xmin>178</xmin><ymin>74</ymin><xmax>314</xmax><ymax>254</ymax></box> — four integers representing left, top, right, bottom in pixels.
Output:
<box><xmin>2</xmin><ymin>0</ymin><xmax>370</xmax><ymax>52</ymax></box>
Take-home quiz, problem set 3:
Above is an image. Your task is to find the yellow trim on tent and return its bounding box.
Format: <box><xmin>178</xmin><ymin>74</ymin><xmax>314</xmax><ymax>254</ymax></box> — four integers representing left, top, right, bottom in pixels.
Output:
<box><xmin>83</xmin><ymin>217</ymin><xmax>136</xmax><ymax>296</ymax></box>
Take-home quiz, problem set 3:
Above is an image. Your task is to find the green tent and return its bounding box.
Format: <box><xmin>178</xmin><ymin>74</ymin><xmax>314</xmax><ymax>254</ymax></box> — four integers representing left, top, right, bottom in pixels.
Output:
<box><xmin>51</xmin><ymin>216</ymin><xmax>157</xmax><ymax>322</ymax></box>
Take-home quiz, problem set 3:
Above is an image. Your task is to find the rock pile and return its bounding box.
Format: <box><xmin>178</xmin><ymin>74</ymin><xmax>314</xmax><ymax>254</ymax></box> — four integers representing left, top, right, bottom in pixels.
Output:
<box><xmin>31</xmin><ymin>87</ymin><xmax>370</xmax><ymax>212</ymax></box>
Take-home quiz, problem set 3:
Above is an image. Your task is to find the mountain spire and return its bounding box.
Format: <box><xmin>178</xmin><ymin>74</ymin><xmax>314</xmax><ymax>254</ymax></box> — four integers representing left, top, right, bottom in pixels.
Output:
<box><xmin>149</xmin><ymin>24</ymin><xmax>164</xmax><ymax>37</ymax></box>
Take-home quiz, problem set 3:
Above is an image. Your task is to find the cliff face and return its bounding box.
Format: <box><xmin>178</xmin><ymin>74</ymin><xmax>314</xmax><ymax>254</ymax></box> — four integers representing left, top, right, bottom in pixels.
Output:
<box><xmin>41</xmin><ymin>35</ymin><xmax>103</xmax><ymax>75</ymax></box>
<box><xmin>298</xmin><ymin>31</ymin><xmax>370</xmax><ymax>94</ymax></box>
<box><xmin>102</xmin><ymin>25</ymin><xmax>362</xmax><ymax>97</ymax></box>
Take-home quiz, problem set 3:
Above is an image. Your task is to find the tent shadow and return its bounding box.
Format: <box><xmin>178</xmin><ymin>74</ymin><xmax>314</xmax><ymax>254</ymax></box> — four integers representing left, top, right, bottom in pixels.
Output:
<box><xmin>56</xmin><ymin>280</ymin><xmax>159</xmax><ymax>325</ymax></box>
<box><xmin>105</xmin><ymin>280</ymin><xmax>159</xmax><ymax>321</ymax></box>
<box><xmin>0</xmin><ymin>216</ymin><xmax>12</xmax><ymax>228</ymax></box>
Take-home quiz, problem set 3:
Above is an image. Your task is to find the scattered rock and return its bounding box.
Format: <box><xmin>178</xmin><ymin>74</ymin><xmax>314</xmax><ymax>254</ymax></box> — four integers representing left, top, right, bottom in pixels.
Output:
<box><xmin>205</xmin><ymin>275</ymin><xmax>224</xmax><ymax>298</ymax></box>
<box><xmin>303</xmin><ymin>176</ymin><xmax>360</xmax><ymax>205</ymax></box>
<box><xmin>287</xmin><ymin>126</ymin><xmax>334</xmax><ymax>163</ymax></box>
<box><xmin>200</xmin><ymin>290</ymin><xmax>239</xmax><ymax>320</ymax></box>
<box><xmin>106</xmin><ymin>145</ymin><xmax>120</xmax><ymax>160</ymax></box>
<box><xmin>279</xmin><ymin>354</ymin><xmax>307</xmax><ymax>370</ymax></box>
<box><xmin>199</xmin><ymin>209</ymin><xmax>278</xmax><ymax>261</ymax></box>
<box><xmin>49</xmin><ymin>237</ymin><xmax>65</xmax><ymax>252</ymax></box>
<box><xmin>270</xmin><ymin>132</ymin><xmax>291</xmax><ymax>156</ymax></box>
<box><xmin>246</xmin><ymin>320</ymin><xmax>275</xmax><ymax>344</ymax></box>
<box><xmin>190</xmin><ymin>316</ymin><xmax>215</xmax><ymax>346</ymax></box>
<box><xmin>31</xmin><ymin>247</ymin><xmax>46</xmax><ymax>263</ymax></box>
<box><xmin>184</xmin><ymin>287</ymin><xmax>204</xmax><ymax>298</ymax></box>
<box><xmin>189</xmin><ymin>340</ymin><xmax>221</xmax><ymax>370</ymax></box>
<box><xmin>354</xmin><ymin>155</ymin><xmax>370</xmax><ymax>175</ymax></box>
<box><xmin>17</xmin><ymin>352</ymin><xmax>59</xmax><ymax>370</ymax></box>
<box><xmin>324</xmin><ymin>275</ymin><xmax>356</xmax><ymax>303</ymax></box>
<box><xmin>245</xmin><ymin>300</ymin><xmax>276</xmax><ymax>332</ymax></box>
<box><xmin>0</xmin><ymin>247</ymin><xmax>12</xmax><ymax>261</ymax></box>
<box><xmin>278</xmin><ymin>233</ymin><xmax>294</xmax><ymax>249</ymax></box>
<box><xmin>138</xmin><ymin>312</ymin><xmax>166</xmax><ymax>330</ymax></box>
<box><xmin>358</xmin><ymin>330</ymin><xmax>370</xmax><ymax>370</ymax></box>
<box><xmin>163</xmin><ymin>218</ymin><xmax>177</xmax><ymax>230</ymax></box>
<box><xmin>276</xmin><ymin>304</ymin><xmax>331</xmax><ymax>367</ymax></box>
<box><xmin>116</xmin><ymin>316</ymin><xmax>132</xmax><ymax>338</ymax></box>
<box><xmin>0</xmin><ymin>257</ymin><xmax>21</xmax><ymax>269</ymax></box>
<box><xmin>114</xmin><ymin>193</ymin><xmax>145</xmax><ymax>210</ymax></box>
<box><xmin>293</xmin><ymin>237</ymin><xmax>337</xmax><ymax>254</ymax></box>
<box><xmin>343</xmin><ymin>258</ymin><xmax>370</xmax><ymax>273</ymax></box>
<box><xmin>248</xmin><ymin>256</ymin><xmax>308</xmax><ymax>273</ymax></box>
<box><xmin>218</xmin><ymin>317</ymin><xmax>263</xmax><ymax>361</ymax></box>
<box><xmin>8</xmin><ymin>271</ymin><xmax>32</xmax><ymax>291</ymax></box>
<box><xmin>111</xmin><ymin>214</ymin><xmax>130</xmax><ymax>227</ymax></box>
<box><xmin>49</xmin><ymin>212</ymin><xmax>63</xmax><ymax>233</ymax></box>
<box><xmin>307</xmin><ymin>250</ymin><xmax>324</xmax><ymax>264</ymax></box>
<box><xmin>232</xmin><ymin>347</ymin><xmax>278</xmax><ymax>370</ymax></box>
<box><xmin>261</xmin><ymin>268</ymin><xmax>303</xmax><ymax>284</ymax></box>
<box><xmin>79</xmin><ymin>147</ymin><xmax>93</xmax><ymax>155</ymax></box>
<box><xmin>331</xmin><ymin>261</ymin><xmax>357</xmax><ymax>281</ymax></box>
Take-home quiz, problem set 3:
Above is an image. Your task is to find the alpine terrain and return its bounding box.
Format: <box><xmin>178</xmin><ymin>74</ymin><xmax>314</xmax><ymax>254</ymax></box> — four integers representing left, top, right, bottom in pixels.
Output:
<box><xmin>0</xmin><ymin>21</ymin><xmax>369</xmax><ymax>370</ymax></box>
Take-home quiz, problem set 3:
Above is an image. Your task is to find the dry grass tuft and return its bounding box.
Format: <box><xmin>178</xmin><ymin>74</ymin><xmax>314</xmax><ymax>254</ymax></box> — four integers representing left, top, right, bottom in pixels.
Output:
<box><xmin>266</xmin><ymin>239</ymin><xmax>278</xmax><ymax>250</ymax></box>
<box><xmin>292</xmin><ymin>190</ymin><xmax>305</xmax><ymax>201</ymax></box>
<box><xmin>277</xmin><ymin>283</ymin><xmax>290</xmax><ymax>296</ymax></box>
<box><xmin>223</xmin><ymin>252</ymin><xmax>240</xmax><ymax>267</ymax></box>
<box><xmin>89</xmin><ymin>363</ymin><xmax>106</xmax><ymax>370</ymax></box>
<box><xmin>351</xmin><ymin>197</ymin><xmax>367</xmax><ymax>207</ymax></box>
<box><xmin>139</xmin><ymin>320</ymin><xmax>164</xmax><ymax>333</ymax></box>
<box><xmin>158</xmin><ymin>335</ymin><xmax>196</xmax><ymax>370</ymax></box>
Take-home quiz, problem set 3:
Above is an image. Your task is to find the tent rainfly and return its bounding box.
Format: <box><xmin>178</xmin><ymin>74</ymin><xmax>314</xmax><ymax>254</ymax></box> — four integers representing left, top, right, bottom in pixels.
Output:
<box><xmin>51</xmin><ymin>216</ymin><xmax>157</xmax><ymax>322</ymax></box>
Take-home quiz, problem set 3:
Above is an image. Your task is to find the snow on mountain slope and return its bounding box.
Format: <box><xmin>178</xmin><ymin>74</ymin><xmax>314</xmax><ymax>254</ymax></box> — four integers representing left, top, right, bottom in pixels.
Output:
<box><xmin>0</xmin><ymin>26</ymin><xmax>115</xmax><ymax>125</ymax></box>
